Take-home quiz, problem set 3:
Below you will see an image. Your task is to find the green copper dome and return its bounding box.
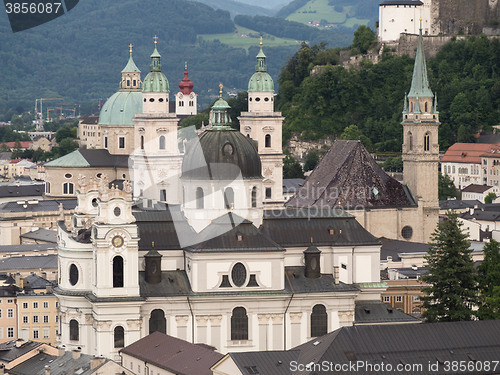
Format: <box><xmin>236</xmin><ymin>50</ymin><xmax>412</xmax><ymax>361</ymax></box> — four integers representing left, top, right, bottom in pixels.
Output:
<box><xmin>210</xmin><ymin>97</ymin><xmax>232</xmax><ymax>128</ymax></box>
<box><xmin>121</xmin><ymin>55</ymin><xmax>140</xmax><ymax>73</ymax></box>
<box><xmin>98</xmin><ymin>91</ymin><xmax>142</xmax><ymax>125</ymax></box>
<box><xmin>248</xmin><ymin>45</ymin><xmax>274</xmax><ymax>92</ymax></box>
<box><xmin>143</xmin><ymin>46</ymin><xmax>169</xmax><ymax>92</ymax></box>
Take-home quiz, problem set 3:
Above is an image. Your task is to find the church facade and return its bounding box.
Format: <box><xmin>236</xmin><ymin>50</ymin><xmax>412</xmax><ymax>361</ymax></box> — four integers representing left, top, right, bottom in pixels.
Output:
<box><xmin>51</xmin><ymin>39</ymin><xmax>427</xmax><ymax>361</ymax></box>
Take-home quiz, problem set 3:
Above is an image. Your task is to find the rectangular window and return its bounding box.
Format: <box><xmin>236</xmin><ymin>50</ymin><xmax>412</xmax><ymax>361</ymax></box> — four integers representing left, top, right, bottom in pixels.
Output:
<box><xmin>7</xmin><ymin>327</ymin><xmax>14</xmax><ymax>338</ymax></box>
<box><xmin>33</xmin><ymin>316</ymin><xmax>39</xmax><ymax>323</ymax></box>
<box><xmin>7</xmin><ymin>299</ymin><xmax>12</xmax><ymax>304</ymax></box>
<box><xmin>119</xmin><ymin>137</ymin><xmax>125</xmax><ymax>149</ymax></box>
<box><xmin>0</xmin><ymin>327</ymin><xmax>3</xmax><ymax>339</ymax></box>
<box><xmin>43</xmin><ymin>328</ymin><xmax>49</xmax><ymax>339</ymax></box>
<box><xmin>0</xmin><ymin>309</ymin><xmax>2</xmax><ymax>318</ymax></box>
<box><xmin>55</xmin><ymin>315</ymin><xmax>59</xmax><ymax>323</ymax></box>
<box><xmin>23</xmin><ymin>302</ymin><xmax>28</xmax><ymax>309</ymax></box>
<box><xmin>7</xmin><ymin>309</ymin><xmax>13</xmax><ymax>318</ymax></box>
<box><xmin>43</xmin><ymin>315</ymin><xmax>49</xmax><ymax>323</ymax></box>
<box><xmin>33</xmin><ymin>328</ymin><xmax>39</xmax><ymax>339</ymax></box>
<box><xmin>396</xmin><ymin>296</ymin><xmax>402</xmax><ymax>302</ymax></box>
<box><xmin>413</xmin><ymin>296</ymin><xmax>420</xmax><ymax>301</ymax></box>
<box><xmin>265</xmin><ymin>187</ymin><xmax>271</xmax><ymax>199</ymax></box>
<box><xmin>160</xmin><ymin>189</ymin><xmax>166</xmax><ymax>201</ymax></box>
<box><xmin>23</xmin><ymin>316</ymin><xmax>28</xmax><ymax>324</ymax></box>
<box><xmin>33</xmin><ymin>302</ymin><xmax>38</xmax><ymax>309</ymax></box>
<box><xmin>383</xmin><ymin>296</ymin><xmax>390</xmax><ymax>302</ymax></box>
<box><xmin>104</xmin><ymin>136</ymin><xmax>108</xmax><ymax>148</ymax></box>
<box><xmin>43</xmin><ymin>301</ymin><xmax>49</xmax><ymax>309</ymax></box>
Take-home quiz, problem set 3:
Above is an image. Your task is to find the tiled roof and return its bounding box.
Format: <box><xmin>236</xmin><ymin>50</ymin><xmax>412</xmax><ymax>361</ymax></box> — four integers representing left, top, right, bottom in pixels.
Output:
<box><xmin>0</xmin><ymin>254</ymin><xmax>57</xmax><ymax>271</ymax></box>
<box><xmin>79</xmin><ymin>115</ymin><xmax>99</xmax><ymax>125</ymax></box>
<box><xmin>120</xmin><ymin>331</ymin><xmax>224</xmax><ymax>375</ymax></box>
<box><xmin>0</xmin><ymin>198</ymin><xmax>76</xmax><ymax>214</ymax></box>
<box><xmin>0</xmin><ymin>184</ymin><xmax>44</xmax><ymax>198</ymax></box>
<box><xmin>462</xmin><ymin>184</ymin><xmax>493</xmax><ymax>193</ymax></box>
<box><xmin>0</xmin><ymin>243</ymin><xmax>56</xmax><ymax>253</ymax></box>
<box><xmin>286</xmin><ymin>140</ymin><xmax>415</xmax><ymax>209</ymax></box>
<box><xmin>380</xmin><ymin>237</ymin><xmax>430</xmax><ymax>261</ymax></box>
<box><xmin>460</xmin><ymin>209</ymin><xmax>500</xmax><ymax>222</ymax></box>
<box><xmin>476</xmin><ymin>132</ymin><xmax>500</xmax><ymax>144</ymax></box>
<box><xmin>439</xmin><ymin>199</ymin><xmax>483</xmax><ymax>210</ymax></box>
<box><xmin>229</xmin><ymin>350</ymin><xmax>300</xmax><ymax>375</ymax></box>
<box><xmin>2</xmin><ymin>141</ymin><xmax>32</xmax><ymax>149</ymax></box>
<box><xmin>19</xmin><ymin>228</ymin><xmax>57</xmax><ymax>243</ymax></box>
<box><xmin>440</xmin><ymin>143</ymin><xmax>500</xmax><ymax>163</ymax></box>
<box><xmin>354</xmin><ymin>301</ymin><xmax>421</xmax><ymax>324</ymax></box>
<box><xmin>283</xmin><ymin>178</ymin><xmax>304</xmax><ymax>194</ymax></box>
<box><xmin>44</xmin><ymin>149</ymin><xmax>129</xmax><ymax>168</ymax></box>
<box><xmin>0</xmin><ymin>340</ymin><xmax>43</xmax><ymax>364</ymax></box>
<box><xmin>23</xmin><ymin>274</ymin><xmax>54</xmax><ymax>289</ymax></box>
<box><xmin>285</xmin><ymin>266</ymin><xmax>359</xmax><ymax>294</ymax></box>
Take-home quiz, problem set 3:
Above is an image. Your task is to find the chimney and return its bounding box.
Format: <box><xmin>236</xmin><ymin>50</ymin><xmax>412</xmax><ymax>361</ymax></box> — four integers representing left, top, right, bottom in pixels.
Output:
<box><xmin>58</xmin><ymin>345</ymin><xmax>65</xmax><ymax>357</ymax></box>
<box><xmin>41</xmin><ymin>271</ymin><xmax>47</xmax><ymax>279</ymax></box>
<box><xmin>45</xmin><ymin>365</ymin><xmax>50</xmax><ymax>375</ymax></box>
<box><xmin>0</xmin><ymin>364</ymin><xmax>4</xmax><ymax>375</ymax></box>
<box><xmin>46</xmin><ymin>284</ymin><xmax>52</xmax><ymax>294</ymax></box>
<box><xmin>90</xmin><ymin>356</ymin><xmax>106</xmax><ymax>370</ymax></box>
<box><xmin>333</xmin><ymin>266</ymin><xmax>340</xmax><ymax>285</ymax></box>
<box><xmin>72</xmin><ymin>349</ymin><xmax>81</xmax><ymax>359</ymax></box>
<box><xmin>15</xmin><ymin>339</ymin><xmax>24</xmax><ymax>348</ymax></box>
<box><xmin>14</xmin><ymin>272</ymin><xmax>20</xmax><ymax>287</ymax></box>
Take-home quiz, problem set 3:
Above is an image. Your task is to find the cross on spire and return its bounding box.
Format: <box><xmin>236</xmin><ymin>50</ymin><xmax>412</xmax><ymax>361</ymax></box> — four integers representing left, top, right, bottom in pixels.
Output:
<box><xmin>129</xmin><ymin>43</ymin><xmax>133</xmax><ymax>55</ymax></box>
<box><xmin>259</xmin><ymin>36</ymin><xmax>263</xmax><ymax>46</ymax></box>
<box><xmin>185</xmin><ymin>61</ymin><xmax>187</xmax><ymax>70</ymax></box>
<box><xmin>219</xmin><ymin>83</ymin><xmax>223</xmax><ymax>97</ymax></box>
<box><xmin>153</xmin><ymin>35</ymin><xmax>158</xmax><ymax>45</ymax></box>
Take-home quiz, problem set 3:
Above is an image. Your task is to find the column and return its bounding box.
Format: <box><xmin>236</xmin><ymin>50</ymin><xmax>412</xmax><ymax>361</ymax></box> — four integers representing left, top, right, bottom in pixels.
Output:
<box><xmin>209</xmin><ymin>315</ymin><xmax>222</xmax><ymax>351</ymax></box>
<box><xmin>289</xmin><ymin>312</ymin><xmax>302</xmax><ymax>348</ymax></box>
<box><xmin>271</xmin><ymin>314</ymin><xmax>283</xmax><ymax>350</ymax></box>
<box><xmin>175</xmin><ymin>316</ymin><xmax>189</xmax><ymax>341</ymax></box>
<box><xmin>257</xmin><ymin>314</ymin><xmax>270</xmax><ymax>350</ymax></box>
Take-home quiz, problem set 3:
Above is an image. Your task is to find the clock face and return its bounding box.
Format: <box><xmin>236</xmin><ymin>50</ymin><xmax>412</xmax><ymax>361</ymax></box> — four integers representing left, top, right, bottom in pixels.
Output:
<box><xmin>109</xmin><ymin>232</ymin><xmax>127</xmax><ymax>251</ymax></box>
<box><xmin>112</xmin><ymin>235</ymin><xmax>124</xmax><ymax>248</ymax></box>
<box><xmin>190</xmin><ymin>93</ymin><xmax>194</xmax><ymax>99</ymax></box>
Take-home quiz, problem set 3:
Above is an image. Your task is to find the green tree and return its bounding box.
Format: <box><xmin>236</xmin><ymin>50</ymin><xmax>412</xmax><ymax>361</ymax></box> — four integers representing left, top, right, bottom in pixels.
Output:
<box><xmin>0</xmin><ymin>144</ymin><xmax>10</xmax><ymax>152</ymax></box>
<box><xmin>485</xmin><ymin>192</ymin><xmax>497</xmax><ymax>204</ymax></box>
<box><xmin>420</xmin><ymin>211</ymin><xmax>478</xmax><ymax>322</ymax></box>
<box><xmin>352</xmin><ymin>25</ymin><xmax>376</xmax><ymax>54</ymax></box>
<box><xmin>58</xmin><ymin>138</ymin><xmax>79</xmax><ymax>156</ymax></box>
<box><xmin>438</xmin><ymin>172</ymin><xmax>457</xmax><ymax>200</ymax></box>
<box><xmin>303</xmin><ymin>149</ymin><xmax>320</xmax><ymax>172</ymax></box>
<box><xmin>283</xmin><ymin>150</ymin><xmax>304</xmax><ymax>179</ymax></box>
<box><xmin>339</xmin><ymin>125</ymin><xmax>373</xmax><ymax>151</ymax></box>
<box><xmin>477</xmin><ymin>240</ymin><xmax>500</xmax><ymax>320</ymax></box>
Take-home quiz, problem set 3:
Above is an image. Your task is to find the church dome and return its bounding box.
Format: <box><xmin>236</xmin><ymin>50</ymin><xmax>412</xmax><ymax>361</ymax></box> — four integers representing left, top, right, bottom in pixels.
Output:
<box><xmin>143</xmin><ymin>45</ymin><xmax>169</xmax><ymax>93</ymax></box>
<box><xmin>178</xmin><ymin>63</ymin><xmax>194</xmax><ymax>94</ymax></box>
<box><xmin>182</xmin><ymin>128</ymin><xmax>262</xmax><ymax>180</ymax></box>
<box><xmin>248</xmin><ymin>43</ymin><xmax>274</xmax><ymax>92</ymax></box>
<box><xmin>98</xmin><ymin>91</ymin><xmax>142</xmax><ymax>126</ymax></box>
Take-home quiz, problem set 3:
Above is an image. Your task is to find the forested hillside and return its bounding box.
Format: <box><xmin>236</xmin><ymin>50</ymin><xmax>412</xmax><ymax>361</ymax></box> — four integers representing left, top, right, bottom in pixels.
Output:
<box><xmin>276</xmin><ymin>35</ymin><xmax>500</xmax><ymax>152</ymax></box>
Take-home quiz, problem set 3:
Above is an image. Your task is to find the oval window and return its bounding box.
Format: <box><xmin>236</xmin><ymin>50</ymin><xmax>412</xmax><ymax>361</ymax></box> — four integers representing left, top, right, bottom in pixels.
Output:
<box><xmin>255</xmin><ymin>97</ymin><xmax>261</xmax><ymax>102</ymax></box>
<box><xmin>92</xmin><ymin>198</ymin><xmax>98</xmax><ymax>207</ymax></box>
<box><xmin>143</xmin><ymin>98</ymin><xmax>147</xmax><ymax>102</ymax></box>
<box><xmin>96</xmin><ymin>173</ymin><xmax>102</xmax><ymax>178</ymax></box>
<box><xmin>222</xmin><ymin>143</ymin><xmax>234</xmax><ymax>156</ymax></box>
<box><xmin>401</xmin><ymin>226</ymin><xmax>413</xmax><ymax>239</ymax></box>
<box><xmin>149</xmin><ymin>98</ymin><xmax>154</xmax><ymax>102</ymax></box>
<box><xmin>65</xmin><ymin>173</ymin><xmax>72</xmax><ymax>179</ymax></box>
<box><xmin>264</xmin><ymin>97</ymin><xmax>269</xmax><ymax>102</ymax></box>
<box><xmin>114</xmin><ymin>207</ymin><xmax>121</xmax><ymax>217</ymax></box>
<box><xmin>231</xmin><ymin>262</ymin><xmax>247</xmax><ymax>287</ymax></box>
<box><xmin>159</xmin><ymin>98</ymin><xmax>164</xmax><ymax>102</ymax></box>
<box><xmin>69</xmin><ymin>264</ymin><xmax>79</xmax><ymax>286</ymax></box>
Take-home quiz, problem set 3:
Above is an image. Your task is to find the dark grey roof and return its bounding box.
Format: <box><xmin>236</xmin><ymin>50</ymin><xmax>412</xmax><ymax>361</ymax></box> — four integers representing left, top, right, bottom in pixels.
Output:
<box><xmin>380</xmin><ymin>237</ymin><xmax>429</xmax><ymax>261</ymax></box>
<box><xmin>23</xmin><ymin>274</ymin><xmax>54</xmax><ymax>289</ymax></box>
<box><xmin>392</xmin><ymin>266</ymin><xmax>428</xmax><ymax>279</ymax></box>
<box><xmin>262</xmin><ymin>208</ymin><xmax>380</xmax><ymax>247</ymax></box>
<box><xmin>19</xmin><ymin>228</ymin><xmax>57</xmax><ymax>243</ymax></box>
<box><xmin>460</xmin><ymin>209</ymin><xmax>500</xmax><ymax>222</ymax></box>
<box><xmin>476</xmin><ymin>132</ymin><xmax>500</xmax><ymax>144</ymax></box>
<box><xmin>283</xmin><ymin>178</ymin><xmax>304</xmax><ymax>194</ymax></box>
<box><xmin>286</xmin><ymin>140</ymin><xmax>416</xmax><ymax>209</ymax></box>
<box><xmin>0</xmin><ymin>184</ymin><xmax>44</xmax><ymax>198</ymax></box>
<box><xmin>439</xmin><ymin>199</ymin><xmax>483</xmax><ymax>210</ymax></box>
<box><xmin>79</xmin><ymin>115</ymin><xmax>99</xmax><ymax>125</ymax></box>
<box><xmin>0</xmin><ymin>254</ymin><xmax>57</xmax><ymax>271</ymax></box>
<box><xmin>354</xmin><ymin>301</ymin><xmax>421</xmax><ymax>324</ymax></box>
<box><xmin>0</xmin><ymin>152</ymin><xmax>12</xmax><ymax>160</ymax></box>
<box><xmin>229</xmin><ymin>350</ymin><xmax>300</xmax><ymax>375</ymax></box>
<box><xmin>139</xmin><ymin>270</ymin><xmax>192</xmax><ymax>297</ymax></box>
<box><xmin>9</xmin><ymin>351</ymin><xmax>110</xmax><ymax>375</ymax></box>
<box><xmin>285</xmin><ymin>266</ymin><xmax>358</xmax><ymax>294</ymax></box>
<box><xmin>0</xmin><ymin>243</ymin><xmax>57</xmax><ymax>253</ymax></box>
<box><xmin>120</xmin><ymin>331</ymin><xmax>223</xmax><ymax>375</ymax></box>
<box><xmin>186</xmin><ymin>213</ymin><xmax>284</xmax><ymax>253</ymax></box>
<box><xmin>462</xmin><ymin>184</ymin><xmax>493</xmax><ymax>193</ymax></box>
<box><xmin>380</xmin><ymin>0</ymin><xmax>423</xmax><ymax>5</ymax></box>
<box><xmin>0</xmin><ymin>199</ymin><xmax>77</xmax><ymax>214</ymax></box>
<box><xmin>78</xmin><ymin>149</ymin><xmax>129</xmax><ymax>168</ymax></box>
<box><xmin>0</xmin><ymin>340</ymin><xmax>44</xmax><ymax>364</ymax></box>
<box><xmin>293</xmin><ymin>320</ymin><xmax>500</xmax><ymax>374</ymax></box>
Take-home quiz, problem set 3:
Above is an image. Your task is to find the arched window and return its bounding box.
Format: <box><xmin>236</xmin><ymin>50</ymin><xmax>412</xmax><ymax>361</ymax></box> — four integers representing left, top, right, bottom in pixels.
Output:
<box><xmin>114</xmin><ymin>326</ymin><xmax>124</xmax><ymax>348</ymax></box>
<box><xmin>410</xmin><ymin>101</ymin><xmax>413</xmax><ymax>112</ymax></box>
<box><xmin>69</xmin><ymin>319</ymin><xmax>79</xmax><ymax>341</ymax></box>
<box><xmin>265</xmin><ymin>134</ymin><xmax>271</xmax><ymax>148</ymax></box>
<box><xmin>159</xmin><ymin>135</ymin><xmax>165</xmax><ymax>150</ymax></box>
<box><xmin>196</xmin><ymin>187</ymin><xmax>204</xmax><ymax>209</ymax></box>
<box><xmin>127</xmin><ymin>79</ymin><xmax>130</xmax><ymax>87</ymax></box>
<box><xmin>133</xmin><ymin>79</ymin><xmax>136</xmax><ymax>86</ymax></box>
<box><xmin>149</xmin><ymin>309</ymin><xmax>166</xmax><ymax>334</ymax></box>
<box><xmin>69</xmin><ymin>264</ymin><xmax>79</xmax><ymax>286</ymax></box>
<box><xmin>224</xmin><ymin>187</ymin><xmax>234</xmax><ymax>209</ymax></box>
<box><xmin>113</xmin><ymin>256</ymin><xmax>124</xmax><ymax>288</ymax></box>
<box><xmin>141</xmin><ymin>135</ymin><xmax>144</xmax><ymax>150</ymax></box>
<box><xmin>231</xmin><ymin>307</ymin><xmax>248</xmax><ymax>340</ymax></box>
<box><xmin>408</xmin><ymin>132</ymin><xmax>413</xmax><ymax>151</ymax></box>
<box><xmin>424</xmin><ymin>101</ymin><xmax>428</xmax><ymax>112</ymax></box>
<box><xmin>424</xmin><ymin>132</ymin><xmax>430</xmax><ymax>151</ymax></box>
<box><xmin>310</xmin><ymin>304</ymin><xmax>327</xmax><ymax>337</ymax></box>
<box><xmin>251</xmin><ymin>187</ymin><xmax>257</xmax><ymax>208</ymax></box>
<box><xmin>63</xmin><ymin>182</ymin><xmax>74</xmax><ymax>195</ymax></box>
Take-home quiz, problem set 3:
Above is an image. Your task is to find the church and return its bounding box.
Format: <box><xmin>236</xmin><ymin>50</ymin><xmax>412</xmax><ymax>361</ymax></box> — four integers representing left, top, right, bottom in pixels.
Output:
<box><xmin>53</xmin><ymin>33</ymin><xmax>435</xmax><ymax>359</ymax></box>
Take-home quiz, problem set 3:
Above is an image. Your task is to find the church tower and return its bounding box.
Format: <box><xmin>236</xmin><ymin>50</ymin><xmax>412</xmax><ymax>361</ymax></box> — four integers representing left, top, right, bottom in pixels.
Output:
<box><xmin>402</xmin><ymin>22</ymin><xmax>439</xmax><ymax>241</ymax></box>
<box><xmin>175</xmin><ymin>62</ymin><xmax>197</xmax><ymax>115</ymax></box>
<box><xmin>239</xmin><ymin>39</ymin><xmax>285</xmax><ymax>208</ymax></box>
<box><xmin>132</xmin><ymin>37</ymin><xmax>182</xmax><ymax>204</ymax></box>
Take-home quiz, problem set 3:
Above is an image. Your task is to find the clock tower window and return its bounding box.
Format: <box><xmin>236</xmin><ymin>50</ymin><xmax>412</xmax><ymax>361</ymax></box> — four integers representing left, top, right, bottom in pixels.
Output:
<box><xmin>113</xmin><ymin>256</ymin><xmax>124</xmax><ymax>288</ymax></box>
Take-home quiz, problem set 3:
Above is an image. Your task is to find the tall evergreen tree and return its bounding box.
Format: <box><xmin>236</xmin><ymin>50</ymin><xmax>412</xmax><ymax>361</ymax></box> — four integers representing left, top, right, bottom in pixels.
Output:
<box><xmin>421</xmin><ymin>211</ymin><xmax>478</xmax><ymax>322</ymax></box>
<box><xmin>477</xmin><ymin>239</ymin><xmax>500</xmax><ymax>320</ymax></box>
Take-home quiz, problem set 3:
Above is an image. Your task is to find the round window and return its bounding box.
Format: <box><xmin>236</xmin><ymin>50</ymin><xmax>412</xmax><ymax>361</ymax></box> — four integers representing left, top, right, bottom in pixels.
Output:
<box><xmin>92</xmin><ymin>198</ymin><xmax>98</xmax><ymax>207</ymax></box>
<box><xmin>65</xmin><ymin>173</ymin><xmax>72</xmax><ymax>179</ymax></box>
<box><xmin>222</xmin><ymin>143</ymin><xmax>234</xmax><ymax>156</ymax></box>
<box><xmin>114</xmin><ymin>207</ymin><xmax>121</xmax><ymax>217</ymax></box>
<box><xmin>159</xmin><ymin>98</ymin><xmax>164</xmax><ymax>102</ymax></box>
<box><xmin>149</xmin><ymin>98</ymin><xmax>155</xmax><ymax>102</ymax></box>
<box><xmin>231</xmin><ymin>262</ymin><xmax>247</xmax><ymax>287</ymax></box>
<box><xmin>255</xmin><ymin>97</ymin><xmax>261</xmax><ymax>102</ymax></box>
<box><xmin>264</xmin><ymin>97</ymin><xmax>269</xmax><ymax>102</ymax></box>
<box><xmin>401</xmin><ymin>226</ymin><xmax>413</xmax><ymax>239</ymax></box>
<box><xmin>69</xmin><ymin>264</ymin><xmax>79</xmax><ymax>286</ymax></box>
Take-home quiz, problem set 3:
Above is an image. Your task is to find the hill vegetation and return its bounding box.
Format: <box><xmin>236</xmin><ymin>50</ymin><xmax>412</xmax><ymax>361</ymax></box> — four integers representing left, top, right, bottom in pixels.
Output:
<box><xmin>275</xmin><ymin>34</ymin><xmax>500</xmax><ymax>152</ymax></box>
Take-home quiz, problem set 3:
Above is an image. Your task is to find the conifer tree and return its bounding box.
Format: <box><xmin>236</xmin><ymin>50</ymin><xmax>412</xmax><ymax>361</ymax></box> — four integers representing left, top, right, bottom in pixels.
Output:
<box><xmin>477</xmin><ymin>239</ymin><xmax>500</xmax><ymax>320</ymax></box>
<box><xmin>421</xmin><ymin>211</ymin><xmax>478</xmax><ymax>322</ymax></box>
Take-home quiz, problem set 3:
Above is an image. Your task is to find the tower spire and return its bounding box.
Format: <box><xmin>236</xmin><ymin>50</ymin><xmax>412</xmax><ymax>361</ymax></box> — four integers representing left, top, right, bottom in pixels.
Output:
<box><xmin>408</xmin><ymin>20</ymin><xmax>432</xmax><ymax>98</ymax></box>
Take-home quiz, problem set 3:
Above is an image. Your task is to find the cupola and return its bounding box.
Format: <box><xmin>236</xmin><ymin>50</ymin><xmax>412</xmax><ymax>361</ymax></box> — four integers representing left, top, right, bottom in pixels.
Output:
<box><xmin>304</xmin><ymin>240</ymin><xmax>321</xmax><ymax>279</ymax></box>
<box><xmin>142</xmin><ymin>36</ymin><xmax>170</xmax><ymax>114</ymax></box>
<box><xmin>178</xmin><ymin>62</ymin><xmax>194</xmax><ymax>94</ymax></box>
<box><xmin>248</xmin><ymin>38</ymin><xmax>274</xmax><ymax>112</ymax></box>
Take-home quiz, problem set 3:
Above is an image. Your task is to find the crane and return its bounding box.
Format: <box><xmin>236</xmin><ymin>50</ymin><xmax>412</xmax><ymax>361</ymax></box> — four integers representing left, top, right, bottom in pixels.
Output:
<box><xmin>35</xmin><ymin>98</ymin><xmax>62</xmax><ymax>130</ymax></box>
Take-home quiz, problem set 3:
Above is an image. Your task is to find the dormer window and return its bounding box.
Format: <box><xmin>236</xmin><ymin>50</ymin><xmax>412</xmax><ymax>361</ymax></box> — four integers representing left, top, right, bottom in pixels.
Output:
<box><xmin>237</xmin><ymin>234</ymin><xmax>243</xmax><ymax>242</ymax></box>
<box><xmin>329</xmin><ymin>229</ymin><xmax>334</xmax><ymax>235</ymax></box>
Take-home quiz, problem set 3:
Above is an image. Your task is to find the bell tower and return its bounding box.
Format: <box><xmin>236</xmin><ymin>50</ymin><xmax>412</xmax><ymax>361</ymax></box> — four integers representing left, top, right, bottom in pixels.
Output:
<box><xmin>402</xmin><ymin>22</ymin><xmax>439</xmax><ymax>241</ymax></box>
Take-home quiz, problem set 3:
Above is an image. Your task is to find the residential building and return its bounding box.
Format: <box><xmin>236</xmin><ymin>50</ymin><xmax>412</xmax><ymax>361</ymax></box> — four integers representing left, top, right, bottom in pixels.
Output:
<box><xmin>0</xmin><ymin>184</ymin><xmax>44</xmax><ymax>205</ymax></box>
<box><xmin>77</xmin><ymin>116</ymin><xmax>100</xmax><ymax>150</ymax></box>
<box><xmin>0</xmin><ymin>284</ymin><xmax>19</xmax><ymax>344</ymax></box>
<box><xmin>0</xmin><ymin>339</ymin><xmax>58</xmax><ymax>371</ymax></box>
<box><xmin>461</xmin><ymin>184</ymin><xmax>497</xmax><ymax>203</ymax></box>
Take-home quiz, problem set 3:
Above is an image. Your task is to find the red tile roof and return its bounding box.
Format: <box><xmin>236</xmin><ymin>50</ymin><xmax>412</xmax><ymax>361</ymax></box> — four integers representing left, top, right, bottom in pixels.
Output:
<box><xmin>2</xmin><ymin>141</ymin><xmax>32</xmax><ymax>149</ymax></box>
<box><xmin>441</xmin><ymin>143</ymin><xmax>500</xmax><ymax>163</ymax></box>
<box><xmin>120</xmin><ymin>331</ymin><xmax>223</xmax><ymax>375</ymax></box>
